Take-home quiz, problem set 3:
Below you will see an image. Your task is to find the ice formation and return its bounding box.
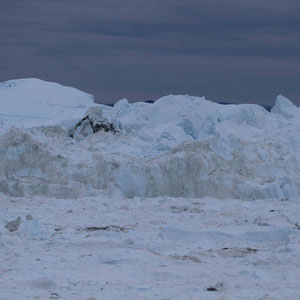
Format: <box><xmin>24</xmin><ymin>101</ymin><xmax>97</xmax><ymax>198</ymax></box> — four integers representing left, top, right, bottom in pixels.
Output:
<box><xmin>0</xmin><ymin>78</ymin><xmax>95</xmax><ymax>133</ymax></box>
<box><xmin>0</xmin><ymin>78</ymin><xmax>300</xmax><ymax>200</ymax></box>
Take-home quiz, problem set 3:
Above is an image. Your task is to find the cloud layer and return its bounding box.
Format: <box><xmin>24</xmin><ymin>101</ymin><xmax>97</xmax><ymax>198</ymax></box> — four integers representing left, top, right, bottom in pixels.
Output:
<box><xmin>0</xmin><ymin>0</ymin><xmax>299</xmax><ymax>104</ymax></box>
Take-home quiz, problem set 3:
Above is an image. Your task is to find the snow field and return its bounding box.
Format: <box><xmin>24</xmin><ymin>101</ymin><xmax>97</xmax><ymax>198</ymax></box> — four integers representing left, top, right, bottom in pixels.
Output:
<box><xmin>0</xmin><ymin>194</ymin><xmax>300</xmax><ymax>299</ymax></box>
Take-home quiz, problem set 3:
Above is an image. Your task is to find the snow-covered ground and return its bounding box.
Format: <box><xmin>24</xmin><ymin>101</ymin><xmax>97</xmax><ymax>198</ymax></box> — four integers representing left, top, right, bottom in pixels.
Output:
<box><xmin>1</xmin><ymin>193</ymin><xmax>300</xmax><ymax>299</ymax></box>
<box><xmin>1</xmin><ymin>78</ymin><xmax>300</xmax><ymax>299</ymax></box>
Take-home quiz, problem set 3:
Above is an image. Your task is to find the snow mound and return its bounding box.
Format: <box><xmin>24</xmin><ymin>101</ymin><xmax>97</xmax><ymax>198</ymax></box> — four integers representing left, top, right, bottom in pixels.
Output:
<box><xmin>0</xmin><ymin>78</ymin><xmax>95</xmax><ymax>132</ymax></box>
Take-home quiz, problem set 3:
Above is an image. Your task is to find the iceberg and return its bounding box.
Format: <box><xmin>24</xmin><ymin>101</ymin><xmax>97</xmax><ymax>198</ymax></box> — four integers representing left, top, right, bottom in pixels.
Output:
<box><xmin>0</xmin><ymin>78</ymin><xmax>95</xmax><ymax>133</ymax></box>
<box><xmin>0</xmin><ymin>78</ymin><xmax>300</xmax><ymax>200</ymax></box>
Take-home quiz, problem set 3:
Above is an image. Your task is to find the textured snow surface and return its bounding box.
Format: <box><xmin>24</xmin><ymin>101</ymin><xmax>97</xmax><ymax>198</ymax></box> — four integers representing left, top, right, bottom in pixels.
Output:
<box><xmin>1</xmin><ymin>78</ymin><xmax>300</xmax><ymax>199</ymax></box>
<box><xmin>1</xmin><ymin>193</ymin><xmax>300</xmax><ymax>299</ymax></box>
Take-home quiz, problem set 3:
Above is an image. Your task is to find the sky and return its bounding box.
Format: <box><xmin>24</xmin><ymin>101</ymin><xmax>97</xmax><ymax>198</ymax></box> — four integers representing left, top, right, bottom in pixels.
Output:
<box><xmin>0</xmin><ymin>0</ymin><xmax>299</xmax><ymax>105</ymax></box>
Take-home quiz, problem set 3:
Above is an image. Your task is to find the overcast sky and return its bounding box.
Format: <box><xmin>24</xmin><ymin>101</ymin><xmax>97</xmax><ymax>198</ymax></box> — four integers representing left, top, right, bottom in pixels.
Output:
<box><xmin>0</xmin><ymin>0</ymin><xmax>299</xmax><ymax>104</ymax></box>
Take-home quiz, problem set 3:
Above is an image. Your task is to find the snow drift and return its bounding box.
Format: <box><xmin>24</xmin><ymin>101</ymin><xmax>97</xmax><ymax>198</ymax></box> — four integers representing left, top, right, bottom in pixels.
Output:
<box><xmin>0</xmin><ymin>78</ymin><xmax>300</xmax><ymax>199</ymax></box>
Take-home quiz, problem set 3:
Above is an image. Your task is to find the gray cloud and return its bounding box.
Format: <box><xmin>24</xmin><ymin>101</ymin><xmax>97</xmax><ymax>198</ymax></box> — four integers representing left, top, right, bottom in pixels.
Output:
<box><xmin>0</xmin><ymin>0</ymin><xmax>299</xmax><ymax>104</ymax></box>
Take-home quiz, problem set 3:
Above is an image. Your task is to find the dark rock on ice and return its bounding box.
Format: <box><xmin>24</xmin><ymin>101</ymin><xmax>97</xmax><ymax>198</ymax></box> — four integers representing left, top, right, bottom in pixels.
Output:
<box><xmin>84</xmin><ymin>225</ymin><xmax>128</xmax><ymax>233</ymax></box>
<box><xmin>5</xmin><ymin>217</ymin><xmax>21</xmax><ymax>232</ymax></box>
<box><xmin>69</xmin><ymin>107</ymin><xmax>116</xmax><ymax>138</ymax></box>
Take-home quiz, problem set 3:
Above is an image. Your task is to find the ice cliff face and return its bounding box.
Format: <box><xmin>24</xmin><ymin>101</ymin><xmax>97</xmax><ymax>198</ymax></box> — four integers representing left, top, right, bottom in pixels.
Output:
<box><xmin>0</xmin><ymin>78</ymin><xmax>299</xmax><ymax>199</ymax></box>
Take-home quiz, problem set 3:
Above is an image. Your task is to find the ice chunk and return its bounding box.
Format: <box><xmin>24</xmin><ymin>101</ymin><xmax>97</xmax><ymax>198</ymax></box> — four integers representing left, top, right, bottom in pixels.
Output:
<box><xmin>271</xmin><ymin>95</ymin><xmax>299</xmax><ymax>119</ymax></box>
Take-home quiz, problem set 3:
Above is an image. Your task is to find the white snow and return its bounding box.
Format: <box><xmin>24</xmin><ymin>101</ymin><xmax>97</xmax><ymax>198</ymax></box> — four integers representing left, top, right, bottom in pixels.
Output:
<box><xmin>1</xmin><ymin>78</ymin><xmax>300</xmax><ymax>298</ymax></box>
<box><xmin>0</xmin><ymin>78</ymin><xmax>95</xmax><ymax>132</ymax></box>
<box><xmin>1</xmin><ymin>194</ymin><xmax>300</xmax><ymax>299</ymax></box>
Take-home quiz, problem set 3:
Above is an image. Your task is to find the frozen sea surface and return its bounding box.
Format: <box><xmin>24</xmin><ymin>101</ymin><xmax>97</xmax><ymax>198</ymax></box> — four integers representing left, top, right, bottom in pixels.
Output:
<box><xmin>0</xmin><ymin>194</ymin><xmax>300</xmax><ymax>299</ymax></box>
